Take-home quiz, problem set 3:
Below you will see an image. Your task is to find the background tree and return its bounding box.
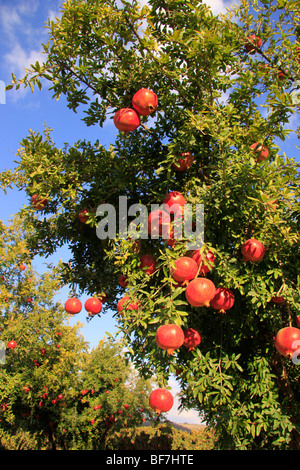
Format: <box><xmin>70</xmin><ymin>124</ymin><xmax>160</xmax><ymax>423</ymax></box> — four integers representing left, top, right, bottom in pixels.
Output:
<box><xmin>0</xmin><ymin>217</ymin><xmax>153</xmax><ymax>450</ymax></box>
<box><xmin>0</xmin><ymin>216</ymin><xmax>88</xmax><ymax>450</ymax></box>
<box><xmin>59</xmin><ymin>338</ymin><xmax>154</xmax><ymax>450</ymax></box>
<box><xmin>2</xmin><ymin>0</ymin><xmax>300</xmax><ymax>450</ymax></box>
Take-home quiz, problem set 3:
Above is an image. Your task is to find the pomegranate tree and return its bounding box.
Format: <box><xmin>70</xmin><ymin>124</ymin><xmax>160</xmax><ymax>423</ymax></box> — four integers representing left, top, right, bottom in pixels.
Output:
<box><xmin>149</xmin><ymin>388</ymin><xmax>174</xmax><ymax>415</ymax></box>
<box><xmin>274</xmin><ymin>327</ymin><xmax>300</xmax><ymax>359</ymax></box>
<box><xmin>155</xmin><ymin>323</ymin><xmax>185</xmax><ymax>355</ymax></box>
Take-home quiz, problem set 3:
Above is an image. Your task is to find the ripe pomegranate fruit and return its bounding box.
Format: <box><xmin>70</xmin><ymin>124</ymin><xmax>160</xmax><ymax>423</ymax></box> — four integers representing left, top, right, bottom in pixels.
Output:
<box><xmin>113</xmin><ymin>108</ymin><xmax>140</xmax><ymax>132</ymax></box>
<box><xmin>148</xmin><ymin>209</ymin><xmax>170</xmax><ymax>237</ymax></box>
<box><xmin>185</xmin><ymin>278</ymin><xmax>216</xmax><ymax>307</ymax></box>
<box><xmin>210</xmin><ymin>288</ymin><xmax>235</xmax><ymax>313</ymax></box>
<box><xmin>78</xmin><ymin>208</ymin><xmax>89</xmax><ymax>223</ymax></box>
<box><xmin>245</xmin><ymin>34</ymin><xmax>262</xmax><ymax>52</ymax></box>
<box><xmin>171</xmin><ymin>256</ymin><xmax>198</xmax><ymax>283</ymax></box>
<box><xmin>119</xmin><ymin>274</ymin><xmax>128</xmax><ymax>287</ymax></box>
<box><xmin>172</xmin><ymin>152</ymin><xmax>194</xmax><ymax>171</ymax></box>
<box><xmin>117</xmin><ymin>295</ymin><xmax>140</xmax><ymax>315</ymax></box>
<box><xmin>241</xmin><ymin>238</ymin><xmax>265</xmax><ymax>262</ymax></box>
<box><xmin>274</xmin><ymin>327</ymin><xmax>300</xmax><ymax>358</ymax></box>
<box><xmin>271</xmin><ymin>296</ymin><xmax>286</xmax><ymax>305</ymax></box>
<box><xmin>31</xmin><ymin>194</ymin><xmax>48</xmax><ymax>210</ymax></box>
<box><xmin>189</xmin><ymin>249</ymin><xmax>215</xmax><ymax>274</ymax></box>
<box><xmin>7</xmin><ymin>340</ymin><xmax>17</xmax><ymax>349</ymax></box>
<box><xmin>155</xmin><ymin>324</ymin><xmax>185</xmax><ymax>355</ymax></box>
<box><xmin>183</xmin><ymin>328</ymin><xmax>201</xmax><ymax>351</ymax></box>
<box><xmin>250</xmin><ymin>142</ymin><xmax>269</xmax><ymax>162</ymax></box>
<box><xmin>84</xmin><ymin>297</ymin><xmax>102</xmax><ymax>316</ymax></box>
<box><xmin>132</xmin><ymin>88</ymin><xmax>158</xmax><ymax>116</ymax></box>
<box><xmin>162</xmin><ymin>191</ymin><xmax>186</xmax><ymax>215</ymax></box>
<box><xmin>139</xmin><ymin>254</ymin><xmax>157</xmax><ymax>275</ymax></box>
<box><xmin>65</xmin><ymin>297</ymin><xmax>82</xmax><ymax>315</ymax></box>
<box><xmin>149</xmin><ymin>388</ymin><xmax>174</xmax><ymax>415</ymax></box>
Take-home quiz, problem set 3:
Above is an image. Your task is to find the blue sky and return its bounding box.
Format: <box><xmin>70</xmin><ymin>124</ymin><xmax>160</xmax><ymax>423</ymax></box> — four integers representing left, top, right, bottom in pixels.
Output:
<box><xmin>0</xmin><ymin>0</ymin><xmax>299</xmax><ymax>425</ymax></box>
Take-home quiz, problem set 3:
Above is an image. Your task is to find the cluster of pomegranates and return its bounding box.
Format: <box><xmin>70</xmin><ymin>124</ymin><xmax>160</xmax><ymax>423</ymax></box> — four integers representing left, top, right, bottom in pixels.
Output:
<box><xmin>113</xmin><ymin>88</ymin><xmax>158</xmax><ymax>133</ymax></box>
<box><xmin>64</xmin><ymin>296</ymin><xmax>104</xmax><ymax>317</ymax></box>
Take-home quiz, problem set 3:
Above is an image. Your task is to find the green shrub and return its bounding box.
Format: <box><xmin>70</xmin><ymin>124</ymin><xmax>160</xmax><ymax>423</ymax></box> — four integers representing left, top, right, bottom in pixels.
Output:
<box><xmin>106</xmin><ymin>423</ymin><xmax>216</xmax><ymax>450</ymax></box>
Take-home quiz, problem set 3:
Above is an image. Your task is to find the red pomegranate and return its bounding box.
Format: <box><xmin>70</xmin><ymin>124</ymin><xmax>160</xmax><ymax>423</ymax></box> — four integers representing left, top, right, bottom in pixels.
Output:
<box><xmin>117</xmin><ymin>295</ymin><xmax>140</xmax><ymax>315</ymax></box>
<box><xmin>84</xmin><ymin>297</ymin><xmax>102</xmax><ymax>316</ymax></box>
<box><xmin>132</xmin><ymin>88</ymin><xmax>158</xmax><ymax>116</ymax></box>
<box><xmin>185</xmin><ymin>278</ymin><xmax>216</xmax><ymax>307</ymax></box>
<box><xmin>274</xmin><ymin>327</ymin><xmax>300</xmax><ymax>358</ymax></box>
<box><xmin>65</xmin><ymin>297</ymin><xmax>82</xmax><ymax>315</ymax></box>
<box><xmin>250</xmin><ymin>142</ymin><xmax>269</xmax><ymax>162</ymax></box>
<box><xmin>271</xmin><ymin>296</ymin><xmax>286</xmax><ymax>305</ymax></box>
<box><xmin>245</xmin><ymin>34</ymin><xmax>262</xmax><ymax>52</ymax></box>
<box><xmin>210</xmin><ymin>288</ymin><xmax>235</xmax><ymax>313</ymax></box>
<box><xmin>183</xmin><ymin>328</ymin><xmax>201</xmax><ymax>351</ymax></box>
<box><xmin>172</xmin><ymin>152</ymin><xmax>194</xmax><ymax>171</ymax></box>
<box><xmin>7</xmin><ymin>340</ymin><xmax>17</xmax><ymax>349</ymax></box>
<box><xmin>148</xmin><ymin>209</ymin><xmax>170</xmax><ymax>237</ymax></box>
<box><xmin>119</xmin><ymin>274</ymin><xmax>128</xmax><ymax>287</ymax></box>
<box><xmin>296</xmin><ymin>316</ymin><xmax>300</xmax><ymax>328</ymax></box>
<box><xmin>155</xmin><ymin>324</ymin><xmax>185</xmax><ymax>355</ymax></box>
<box><xmin>78</xmin><ymin>208</ymin><xmax>89</xmax><ymax>223</ymax></box>
<box><xmin>162</xmin><ymin>191</ymin><xmax>186</xmax><ymax>215</ymax></box>
<box><xmin>139</xmin><ymin>254</ymin><xmax>157</xmax><ymax>275</ymax></box>
<box><xmin>241</xmin><ymin>238</ymin><xmax>265</xmax><ymax>262</ymax></box>
<box><xmin>31</xmin><ymin>194</ymin><xmax>48</xmax><ymax>210</ymax></box>
<box><xmin>171</xmin><ymin>256</ymin><xmax>198</xmax><ymax>283</ymax></box>
<box><xmin>149</xmin><ymin>388</ymin><xmax>174</xmax><ymax>415</ymax></box>
<box><xmin>113</xmin><ymin>108</ymin><xmax>140</xmax><ymax>132</ymax></box>
<box><xmin>189</xmin><ymin>249</ymin><xmax>215</xmax><ymax>274</ymax></box>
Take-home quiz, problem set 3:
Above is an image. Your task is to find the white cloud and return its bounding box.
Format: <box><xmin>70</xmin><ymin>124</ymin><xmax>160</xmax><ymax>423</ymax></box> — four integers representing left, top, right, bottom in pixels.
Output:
<box><xmin>203</xmin><ymin>0</ymin><xmax>237</xmax><ymax>15</ymax></box>
<box><xmin>4</xmin><ymin>43</ymin><xmax>45</xmax><ymax>77</ymax></box>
